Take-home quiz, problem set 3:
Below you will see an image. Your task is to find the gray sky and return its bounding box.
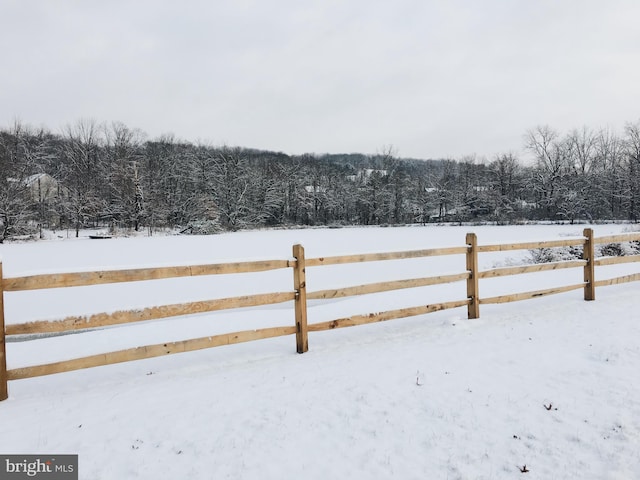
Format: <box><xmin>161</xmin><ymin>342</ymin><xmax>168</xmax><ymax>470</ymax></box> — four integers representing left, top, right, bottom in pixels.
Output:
<box><xmin>2</xmin><ymin>0</ymin><xmax>639</xmax><ymax>160</ymax></box>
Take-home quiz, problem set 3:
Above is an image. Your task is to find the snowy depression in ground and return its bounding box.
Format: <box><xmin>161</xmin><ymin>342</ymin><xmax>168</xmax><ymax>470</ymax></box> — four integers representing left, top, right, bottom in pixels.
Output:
<box><xmin>0</xmin><ymin>224</ymin><xmax>639</xmax><ymax>479</ymax></box>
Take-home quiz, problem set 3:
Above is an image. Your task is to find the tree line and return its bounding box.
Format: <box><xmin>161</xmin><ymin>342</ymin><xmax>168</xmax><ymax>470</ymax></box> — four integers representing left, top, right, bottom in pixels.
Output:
<box><xmin>1</xmin><ymin>119</ymin><xmax>639</xmax><ymax>242</ymax></box>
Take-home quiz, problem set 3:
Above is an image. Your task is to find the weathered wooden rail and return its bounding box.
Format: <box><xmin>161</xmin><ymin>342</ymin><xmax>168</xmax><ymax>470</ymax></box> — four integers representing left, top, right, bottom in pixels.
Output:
<box><xmin>1</xmin><ymin>227</ymin><xmax>639</xmax><ymax>400</ymax></box>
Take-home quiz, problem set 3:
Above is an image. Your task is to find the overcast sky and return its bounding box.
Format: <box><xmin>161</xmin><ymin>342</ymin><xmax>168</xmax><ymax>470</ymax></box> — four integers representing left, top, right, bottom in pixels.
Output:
<box><xmin>2</xmin><ymin>0</ymin><xmax>639</xmax><ymax>160</ymax></box>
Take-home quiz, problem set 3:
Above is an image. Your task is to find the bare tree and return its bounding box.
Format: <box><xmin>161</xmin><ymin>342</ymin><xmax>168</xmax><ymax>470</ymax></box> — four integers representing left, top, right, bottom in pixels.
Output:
<box><xmin>525</xmin><ymin>126</ymin><xmax>570</xmax><ymax>218</ymax></box>
<box><xmin>211</xmin><ymin>146</ymin><xmax>252</xmax><ymax>230</ymax></box>
<box><xmin>0</xmin><ymin>121</ymin><xmax>33</xmax><ymax>241</ymax></box>
<box><xmin>488</xmin><ymin>152</ymin><xmax>521</xmax><ymax>221</ymax></box>
<box><xmin>566</xmin><ymin>126</ymin><xmax>597</xmax><ymax>175</ymax></box>
<box><xmin>623</xmin><ymin>121</ymin><xmax>640</xmax><ymax>221</ymax></box>
<box><xmin>593</xmin><ymin>128</ymin><xmax>625</xmax><ymax>218</ymax></box>
<box><xmin>103</xmin><ymin>122</ymin><xmax>147</xmax><ymax>231</ymax></box>
<box><xmin>60</xmin><ymin>119</ymin><xmax>104</xmax><ymax>236</ymax></box>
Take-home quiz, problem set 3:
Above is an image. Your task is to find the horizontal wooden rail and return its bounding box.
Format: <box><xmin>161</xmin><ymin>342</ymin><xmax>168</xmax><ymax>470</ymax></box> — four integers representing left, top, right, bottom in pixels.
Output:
<box><xmin>594</xmin><ymin>273</ymin><xmax>640</xmax><ymax>287</ymax></box>
<box><xmin>6</xmin><ymin>291</ymin><xmax>295</xmax><ymax>335</ymax></box>
<box><xmin>307</xmin><ymin>272</ymin><xmax>470</xmax><ymax>300</ymax></box>
<box><xmin>7</xmin><ymin>325</ymin><xmax>297</xmax><ymax>380</ymax></box>
<box><xmin>305</xmin><ymin>246</ymin><xmax>468</xmax><ymax>267</ymax></box>
<box><xmin>479</xmin><ymin>283</ymin><xmax>585</xmax><ymax>305</ymax></box>
<box><xmin>478</xmin><ymin>260</ymin><xmax>586</xmax><ymax>279</ymax></box>
<box><xmin>593</xmin><ymin>233</ymin><xmax>640</xmax><ymax>244</ymax></box>
<box><xmin>307</xmin><ymin>299</ymin><xmax>470</xmax><ymax>331</ymax></box>
<box><xmin>3</xmin><ymin>259</ymin><xmax>294</xmax><ymax>292</ymax></box>
<box><xmin>477</xmin><ymin>238</ymin><xmax>586</xmax><ymax>253</ymax></box>
<box><xmin>594</xmin><ymin>255</ymin><xmax>640</xmax><ymax>266</ymax></box>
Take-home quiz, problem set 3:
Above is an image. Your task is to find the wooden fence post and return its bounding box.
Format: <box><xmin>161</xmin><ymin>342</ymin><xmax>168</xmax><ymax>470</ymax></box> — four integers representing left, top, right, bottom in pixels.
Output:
<box><xmin>292</xmin><ymin>244</ymin><xmax>309</xmax><ymax>353</ymax></box>
<box><xmin>583</xmin><ymin>228</ymin><xmax>595</xmax><ymax>301</ymax></box>
<box><xmin>0</xmin><ymin>260</ymin><xmax>8</xmax><ymax>400</ymax></box>
<box><xmin>466</xmin><ymin>233</ymin><xmax>480</xmax><ymax>319</ymax></box>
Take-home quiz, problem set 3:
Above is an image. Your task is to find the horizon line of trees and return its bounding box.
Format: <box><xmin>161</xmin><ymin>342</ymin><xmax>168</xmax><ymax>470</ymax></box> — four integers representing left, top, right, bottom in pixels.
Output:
<box><xmin>1</xmin><ymin>118</ymin><xmax>640</xmax><ymax>242</ymax></box>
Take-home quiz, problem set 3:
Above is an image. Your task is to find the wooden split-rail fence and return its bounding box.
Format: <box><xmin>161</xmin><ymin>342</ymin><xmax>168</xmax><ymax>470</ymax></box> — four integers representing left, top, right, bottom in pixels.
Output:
<box><xmin>1</xmin><ymin>228</ymin><xmax>639</xmax><ymax>400</ymax></box>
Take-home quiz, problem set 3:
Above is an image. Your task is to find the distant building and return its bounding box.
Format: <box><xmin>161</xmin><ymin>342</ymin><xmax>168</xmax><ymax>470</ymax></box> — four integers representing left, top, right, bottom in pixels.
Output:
<box><xmin>304</xmin><ymin>185</ymin><xmax>328</xmax><ymax>194</ymax></box>
<box><xmin>346</xmin><ymin>169</ymin><xmax>388</xmax><ymax>183</ymax></box>
<box><xmin>23</xmin><ymin>173</ymin><xmax>67</xmax><ymax>202</ymax></box>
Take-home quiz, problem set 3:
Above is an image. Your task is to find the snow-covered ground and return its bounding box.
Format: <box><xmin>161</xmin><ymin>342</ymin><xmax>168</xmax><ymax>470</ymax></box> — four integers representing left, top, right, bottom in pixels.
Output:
<box><xmin>1</xmin><ymin>224</ymin><xmax>639</xmax><ymax>479</ymax></box>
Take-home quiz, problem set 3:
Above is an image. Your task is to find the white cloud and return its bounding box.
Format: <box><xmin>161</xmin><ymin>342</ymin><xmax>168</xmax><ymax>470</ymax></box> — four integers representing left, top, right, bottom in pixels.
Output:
<box><xmin>1</xmin><ymin>0</ymin><xmax>639</xmax><ymax>159</ymax></box>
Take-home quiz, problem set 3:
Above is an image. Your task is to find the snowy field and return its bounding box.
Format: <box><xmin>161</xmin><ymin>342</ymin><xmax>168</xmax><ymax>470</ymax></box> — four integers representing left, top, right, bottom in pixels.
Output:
<box><xmin>1</xmin><ymin>224</ymin><xmax>639</xmax><ymax>479</ymax></box>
